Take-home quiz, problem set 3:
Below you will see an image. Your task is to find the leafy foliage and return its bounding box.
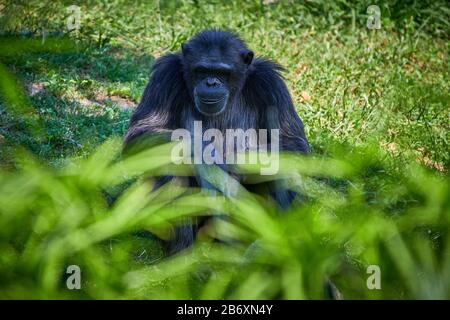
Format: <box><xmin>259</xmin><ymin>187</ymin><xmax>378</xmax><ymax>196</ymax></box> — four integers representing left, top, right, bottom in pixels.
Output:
<box><xmin>0</xmin><ymin>139</ymin><xmax>449</xmax><ymax>299</ymax></box>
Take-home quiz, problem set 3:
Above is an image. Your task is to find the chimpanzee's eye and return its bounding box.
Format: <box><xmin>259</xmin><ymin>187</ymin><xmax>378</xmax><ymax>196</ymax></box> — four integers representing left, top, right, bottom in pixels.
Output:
<box><xmin>215</xmin><ymin>70</ymin><xmax>231</xmax><ymax>82</ymax></box>
<box><xmin>217</xmin><ymin>69</ymin><xmax>230</xmax><ymax>77</ymax></box>
<box><xmin>217</xmin><ymin>74</ymin><xmax>229</xmax><ymax>83</ymax></box>
<box><xmin>193</xmin><ymin>66</ymin><xmax>209</xmax><ymax>76</ymax></box>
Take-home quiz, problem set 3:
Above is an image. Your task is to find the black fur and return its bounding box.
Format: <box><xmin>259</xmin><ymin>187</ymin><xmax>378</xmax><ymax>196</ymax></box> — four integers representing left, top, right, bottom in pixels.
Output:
<box><xmin>125</xmin><ymin>29</ymin><xmax>309</xmax><ymax>253</ymax></box>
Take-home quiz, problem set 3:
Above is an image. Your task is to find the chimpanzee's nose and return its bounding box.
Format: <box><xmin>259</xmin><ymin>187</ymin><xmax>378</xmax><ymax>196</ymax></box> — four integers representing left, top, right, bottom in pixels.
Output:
<box><xmin>206</xmin><ymin>77</ymin><xmax>221</xmax><ymax>88</ymax></box>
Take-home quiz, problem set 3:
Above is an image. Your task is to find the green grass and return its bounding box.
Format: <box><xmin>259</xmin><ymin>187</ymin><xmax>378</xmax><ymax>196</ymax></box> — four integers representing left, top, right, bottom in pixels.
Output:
<box><xmin>0</xmin><ymin>0</ymin><xmax>449</xmax><ymax>299</ymax></box>
<box><xmin>1</xmin><ymin>0</ymin><xmax>449</xmax><ymax>168</ymax></box>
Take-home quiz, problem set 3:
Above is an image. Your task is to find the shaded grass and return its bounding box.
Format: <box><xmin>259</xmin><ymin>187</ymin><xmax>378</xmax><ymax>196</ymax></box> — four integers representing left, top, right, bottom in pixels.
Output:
<box><xmin>0</xmin><ymin>0</ymin><xmax>448</xmax><ymax>169</ymax></box>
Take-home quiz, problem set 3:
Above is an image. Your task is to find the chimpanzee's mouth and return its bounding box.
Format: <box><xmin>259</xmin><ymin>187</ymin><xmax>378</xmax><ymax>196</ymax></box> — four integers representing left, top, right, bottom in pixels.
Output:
<box><xmin>194</xmin><ymin>93</ymin><xmax>228</xmax><ymax>116</ymax></box>
<box><xmin>199</xmin><ymin>97</ymin><xmax>224</xmax><ymax>104</ymax></box>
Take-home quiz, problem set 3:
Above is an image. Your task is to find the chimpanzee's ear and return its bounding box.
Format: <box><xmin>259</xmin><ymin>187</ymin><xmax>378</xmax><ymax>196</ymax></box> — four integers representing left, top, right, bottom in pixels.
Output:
<box><xmin>241</xmin><ymin>50</ymin><xmax>254</xmax><ymax>65</ymax></box>
<box><xmin>181</xmin><ymin>43</ymin><xmax>190</xmax><ymax>56</ymax></box>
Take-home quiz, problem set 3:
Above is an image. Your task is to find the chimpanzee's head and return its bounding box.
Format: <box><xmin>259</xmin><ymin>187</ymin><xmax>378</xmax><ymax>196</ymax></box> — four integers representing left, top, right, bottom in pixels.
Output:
<box><xmin>181</xmin><ymin>30</ymin><xmax>254</xmax><ymax>116</ymax></box>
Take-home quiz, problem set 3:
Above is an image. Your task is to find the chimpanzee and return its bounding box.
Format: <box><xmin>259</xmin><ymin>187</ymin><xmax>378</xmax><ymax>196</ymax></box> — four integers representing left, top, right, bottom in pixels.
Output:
<box><xmin>125</xmin><ymin>29</ymin><xmax>309</xmax><ymax>253</ymax></box>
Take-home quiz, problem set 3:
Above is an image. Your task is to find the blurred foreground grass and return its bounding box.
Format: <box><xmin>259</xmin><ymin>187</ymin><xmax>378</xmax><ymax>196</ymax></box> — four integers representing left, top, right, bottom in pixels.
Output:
<box><xmin>0</xmin><ymin>139</ymin><xmax>449</xmax><ymax>299</ymax></box>
<box><xmin>0</xmin><ymin>0</ymin><xmax>449</xmax><ymax>299</ymax></box>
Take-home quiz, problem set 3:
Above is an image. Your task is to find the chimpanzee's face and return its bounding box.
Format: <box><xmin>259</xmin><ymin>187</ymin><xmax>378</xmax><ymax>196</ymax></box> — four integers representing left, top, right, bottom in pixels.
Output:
<box><xmin>182</xmin><ymin>39</ymin><xmax>253</xmax><ymax>116</ymax></box>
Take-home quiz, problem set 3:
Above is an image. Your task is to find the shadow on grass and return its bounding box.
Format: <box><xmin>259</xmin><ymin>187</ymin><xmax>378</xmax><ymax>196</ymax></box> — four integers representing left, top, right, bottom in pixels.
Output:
<box><xmin>0</xmin><ymin>36</ymin><xmax>155</xmax><ymax>166</ymax></box>
<box><xmin>0</xmin><ymin>93</ymin><xmax>132</xmax><ymax>166</ymax></box>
